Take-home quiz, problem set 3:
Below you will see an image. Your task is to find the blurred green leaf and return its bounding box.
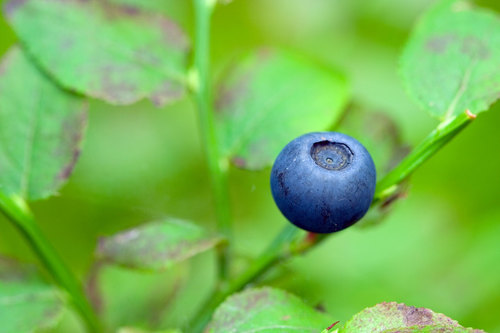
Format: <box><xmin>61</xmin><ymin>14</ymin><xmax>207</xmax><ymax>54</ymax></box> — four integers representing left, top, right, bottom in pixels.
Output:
<box><xmin>215</xmin><ymin>49</ymin><xmax>349</xmax><ymax>170</ymax></box>
<box><xmin>207</xmin><ymin>287</ymin><xmax>332</xmax><ymax>333</ymax></box>
<box><xmin>339</xmin><ymin>302</ymin><xmax>484</xmax><ymax>333</ymax></box>
<box><xmin>4</xmin><ymin>0</ymin><xmax>190</xmax><ymax>106</ymax></box>
<box><xmin>382</xmin><ymin>327</ymin><xmax>482</xmax><ymax>333</ymax></box>
<box><xmin>97</xmin><ymin>219</ymin><xmax>223</xmax><ymax>271</ymax></box>
<box><xmin>0</xmin><ymin>257</ymin><xmax>64</xmax><ymax>333</ymax></box>
<box><xmin>107</xmin><ymin>0</ymin><xmax>171</xmax><ymax>13</ymax></box>
<box><xmin>337</xmin><ymin>107</ymin><xmax>408</xmax><ymax>176</ymax></box>
<box><xmin>117</xmin><ymin>328</ymin><xmax>181</xmax><ymax>333</ymax></box>
<box><xmin>0</xmin><ymin>47</ymin><xmax>87</xmax><ymax>200</ymax></box>
<box><xmin>401</xmin><ymin>0</ymin><xmax>500</xmax><ymax>119</ymax></box>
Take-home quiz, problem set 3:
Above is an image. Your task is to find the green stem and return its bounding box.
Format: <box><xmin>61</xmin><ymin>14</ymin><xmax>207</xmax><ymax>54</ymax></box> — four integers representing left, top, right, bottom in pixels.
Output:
<box><xmin>374</xmin><ymin>110</ymin><xmax>476</xmax><ymax>203</ymax></box>
<box><xmin>191</xmin><ymin>224</ymin><xmax>303</xmax><ymax>333</ymax></box>
<box><xmin>190</xmin><ymin>110</ymin><xmax>476</xmax><ymax>331</ymax></box>
<box><xmin>0</xmin><ymin>192</ymin><xmax>101</xmax><ymax>333</ymax></box>
<box><xmin>193</xmin><ymin>0</ymin><xmax>232</xmax><ymax>281</ymax></box>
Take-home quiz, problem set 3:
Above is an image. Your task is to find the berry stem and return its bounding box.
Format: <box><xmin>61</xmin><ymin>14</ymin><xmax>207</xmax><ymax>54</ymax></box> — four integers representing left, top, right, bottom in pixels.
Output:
<box><xmin>373</xmin><ymin>110</ymin><xmax>476</xmax><ymax>203</ymax></box>
<box><xmin>0</xmin><ymin>192</ymin><xmax>101</xmax><ymax>332</ymax></box>
<box><xmin>189</xmin><ymin>110</ymin><xmax>476</xmax><ymax>331</ymax></box>
<box><xmin>192</xmin><ymin>0</ymin><xmax>232</xmax><ymax>281</ymax></box>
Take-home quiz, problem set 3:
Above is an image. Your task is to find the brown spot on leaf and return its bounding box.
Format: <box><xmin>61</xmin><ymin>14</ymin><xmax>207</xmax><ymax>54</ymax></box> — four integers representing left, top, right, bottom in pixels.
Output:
<box><xmin>243</xmin><ymin>288</ymin><xmax>272</xmax><ymax>310</ymax></box>
<box><xmin>215</xmin><ymin>50</ymin><xmax>272</xmax><ymax>114</ymax></box>
<box><xmin>120</xmin><ymin>4</ymin><xmax>139</xmax><ymax>16</ymax></box>
<box><xmin>58</xmin><ymin>149</ymin><xmax>81</xmax><ymax>180</ymax></box>
<box><xmin>215</xmin><ymin>70</ymin><xmax>252</xmax><ymax>113</ymax></box>
<box><xmin>150</xmin><ymin>80</ymin><xmax>184</xmax><ymax>107</ymax></box>
<box><xmin>425</xmin><ymin>34</ymin><xmax>456</xmax><ymax>54</ymax></box>
<box><xmin>60</xmin><ymin>37</ymin><xmax>75</xmax><ymax>51</ymax></box>
<box><xmin>96</xmin><ymin>0</ymin><xmax>143</xmax><ymax>20</ymax></box>
<box><xmin>134</xmin><ymin>48</ymin><xmax>162</xmax><ymax>66</ymax></box>
<box><xmin>57</xmin><ymin>106</ymin><xmax>87</xmax><ymax>181</ymax></box>
<box><xmin>398</xmin><ymin>304</ymin><xmax>434</xmax><ymax>326</ymax></box>
<box><xmin>0</xmin><ymin>256</ymin><xmax>35</xmax><ymax>281</ymax></box>
<box><xmin>85</xmin><ymin>261</ymin><xmax>104</xmax><ymax>314</ymax></box>
<box><xmin>3</xmin><ymin>0</ymin><xmax>27</xmax><ymax>16</ymax></box>
<box><xmin>231</xmin><ymin>156</ymin><xmax>247</xmax><ymax>168</ymax></box>
<box><xmin>362</xmin><ymin>112</ymin><xmax>399</xmax><ymax>143</ymax></box>
<box><xmin>99</xmin><ymin>65</ymin><xmax>138</xmax><ymax>103</ymax></box>
<box><xmin>160</xmin><ymin>18</ymin><xmax>190</xmax><ymax>52</ymax></box>
<box><xmin>461</xmin><ymin>36</ymin><xmax>490</xmax><ymax>59</ymax></box>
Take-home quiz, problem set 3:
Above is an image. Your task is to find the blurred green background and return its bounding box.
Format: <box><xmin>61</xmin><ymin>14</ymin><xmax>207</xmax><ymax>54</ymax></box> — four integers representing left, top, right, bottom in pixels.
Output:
<box><xmin>1</xmin><ymin>0</ymin><xmax>499</xmax><ymax>332</ymax></box>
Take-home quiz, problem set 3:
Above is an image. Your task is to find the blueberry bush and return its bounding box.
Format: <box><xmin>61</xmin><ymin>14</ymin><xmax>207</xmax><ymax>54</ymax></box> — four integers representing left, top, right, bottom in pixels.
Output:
<box><xmin>0</xmin><ymin>0</ymin><xmax>499</xmax><ymax>332</ymax></box>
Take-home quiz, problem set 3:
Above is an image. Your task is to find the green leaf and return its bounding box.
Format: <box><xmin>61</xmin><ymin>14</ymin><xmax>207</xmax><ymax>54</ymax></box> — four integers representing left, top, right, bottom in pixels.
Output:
<box><xmin>4</xmin><ymin>0</ymin><xmax>190</xmax><ymax>106</ymax></box>
<box><xmin>401</xmin><ymin>0</ymin><xmax>500</xmax><ymax>119</ymax></box>
<box><xmin>383</xmin><ymin>327</ymin><xmax>482</xmax><ymax>333</ymax></box>
<box><xmin>339</xmin><ymin>302</ymin><xmax>485</xmax><ymax>333</ymax></box>
<box><xmin>207</xmin><ymin>287</ymin><xmax>333</xmax><ymax>333</ymax></box>
<box><xmin>107</xmin><ymin>0</ymin><xmax>172</xmax><ymax>13</ymax></box>
<box><xmin>97</xmin><ymin>219</ymin><xmax>223</xmax><ymax>271</ymax></box>
<box><xmin>0</xmin><ymin>47</ymin><xmax>87</xmax><ymax>200</ymax></box>
<box><xmin>215</xmin><ymin>49</ymin><xmax>349</xmax><ymax>170</ymax></box>
<box><xmin>117</xmin><ymin>328</ymin><xmax>181</xmax><ymax>333</ymax></box>
<box><xmin>0</xmin><ymin>257</ymin><xmax>64</xmax><ymax>333</ymax></box>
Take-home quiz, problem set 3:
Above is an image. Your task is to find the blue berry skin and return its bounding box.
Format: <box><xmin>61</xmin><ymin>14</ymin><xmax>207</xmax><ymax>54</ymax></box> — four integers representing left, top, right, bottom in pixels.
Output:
<box><xmin>270</xmin><ymin>132</ymin><xmax>376</xmax><ymax>233</ymax></box>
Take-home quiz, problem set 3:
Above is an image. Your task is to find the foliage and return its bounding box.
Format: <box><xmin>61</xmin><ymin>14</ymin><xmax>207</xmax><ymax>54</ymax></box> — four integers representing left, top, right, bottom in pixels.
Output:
<box><xmin>0</xmin><ymin>257</ymin><xmax>64</xmax><ymax>333</ymax></box>
<box><xmin>0</xmin><ymin>0</ymin><xmax>499</xmax><ymax>332</ymax></box>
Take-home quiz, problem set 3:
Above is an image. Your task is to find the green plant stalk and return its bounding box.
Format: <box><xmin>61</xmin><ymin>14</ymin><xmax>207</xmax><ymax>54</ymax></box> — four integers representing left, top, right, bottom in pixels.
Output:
<box><xmin>0</xmin><ymin>192</ymin><xmax>101</xmax><ymax>333</ymax></box>
<box><xmin>374</xmin><ymin>110</ymin><xmax>476</xmax><ymax>202</ymax></box>
<box><xmin>193</xmin><ymin>0</ymin><xmax>232</xmax><ymax>281</ymax></box>
<box><xmin>191</xmin><ymin>224</ymin><xmax>302</xmax><ymax>333</ymax></box>
<box><xmin>190</xmin><ymin>110</ymin><xmax>476</xmax><ymax>331</ymax></box>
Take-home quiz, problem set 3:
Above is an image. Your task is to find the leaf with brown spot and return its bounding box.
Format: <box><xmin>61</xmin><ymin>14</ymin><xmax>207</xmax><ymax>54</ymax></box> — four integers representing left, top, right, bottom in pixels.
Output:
<box><xmin>117</xmin><ymin>328</ymin><xmax>181</xmax><ymax>333</ymax></box>
<box><xmin>339</xmin><ymin>302</ymin><xmax>485</xmax><ymax>333</ymax></box>
<box><xmin>0</xmin><ymin>46</ymin><xmax>87</xmax><ymax>201</ymax></box>
<box><xmin>215</xmin><ymin>49</ymin><xmax>349</xmax><ymax>170</ymax></box>
<box><xmin>0</xmin><ymin>256</ymin><xmax>65</xmax><ymax>333</ymax></box>
<box><xmin>401</xmin><ymin>0</ymin><xmax>500</xmax><ymax>119</ymax></box>
<box><xmin>96</xmin><ymin>219</ymin><xmax>223</xmax><ymax>271</ymax></box>
<box><xmin>207</xmin><ymin>287</ymin><xmax>332</xmax><ymax>333</ymax></box>
<box><xmin>383</xmin><ymin>326</ymin><xmax>484</xmax><ymax>333</ymax></box>
<box><xmin>4</xmin><ymin>0</ymin><xmax>190</xmax><ymax>106</ymax></box>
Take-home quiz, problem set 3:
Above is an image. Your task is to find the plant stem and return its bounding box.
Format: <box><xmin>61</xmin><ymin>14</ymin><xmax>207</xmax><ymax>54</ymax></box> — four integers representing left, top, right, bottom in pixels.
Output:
<box><xmin>190</xmin><ymin>110</ymin><xmax>476</xmax><ymax>331</ymax></box>
<box><xmin>0</xmin><ymin>192</ymin><xmax>101</xmax><ymax>333</ymax></box>
<box><xmin>374</xmin><ymin>110</ymin><xmax>476</xmax><ymax>203</ymax></box>
<box><xmin>191</xmin><ymin>224</ymin><xmax>304</xmax><ymax>333</ymax></box>
<box><xmin>193</xmin><ymin>0</ymin><xmax>232</xmax><ymax>281</ymax></box>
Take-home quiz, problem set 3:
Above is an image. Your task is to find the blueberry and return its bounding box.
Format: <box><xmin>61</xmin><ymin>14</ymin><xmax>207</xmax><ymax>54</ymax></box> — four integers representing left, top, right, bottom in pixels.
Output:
<box><xmin>270</xmin><ymin>132</ymin><xmax>376</xmax><ymax>233</ymax></box>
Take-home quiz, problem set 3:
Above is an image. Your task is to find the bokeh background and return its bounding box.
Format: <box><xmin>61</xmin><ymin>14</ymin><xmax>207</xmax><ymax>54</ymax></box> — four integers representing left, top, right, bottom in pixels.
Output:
<box><xmin>1</xmin><ymin>0</ymin><xmax>499</xmax><ymax>332</ymax></box>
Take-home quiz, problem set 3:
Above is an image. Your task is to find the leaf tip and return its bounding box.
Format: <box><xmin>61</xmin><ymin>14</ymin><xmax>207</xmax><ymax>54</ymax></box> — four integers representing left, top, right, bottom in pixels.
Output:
<box><xmin>465</xmin><ymin>109</ymin><xmax>477</xmax><ymax>119</ymax></box>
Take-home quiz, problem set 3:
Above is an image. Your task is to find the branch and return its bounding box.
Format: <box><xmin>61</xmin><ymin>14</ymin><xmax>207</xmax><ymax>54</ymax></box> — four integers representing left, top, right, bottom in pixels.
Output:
<box><xmin>193</xmin><ymin>0</ymin><xmax>232</xmax><ymax>281</ymax></box>
<box><xmin>0</xmin><ymin>192</ymin><xmax>101</xmax><ymax>332</ymax></box>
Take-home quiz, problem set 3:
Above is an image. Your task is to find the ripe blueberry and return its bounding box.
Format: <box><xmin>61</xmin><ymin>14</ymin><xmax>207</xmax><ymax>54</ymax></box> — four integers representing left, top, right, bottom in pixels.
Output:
<box><xmin>270</xmin><ymin>132</ymin><xmax>376</xmax><ymax>233</ymax></box>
